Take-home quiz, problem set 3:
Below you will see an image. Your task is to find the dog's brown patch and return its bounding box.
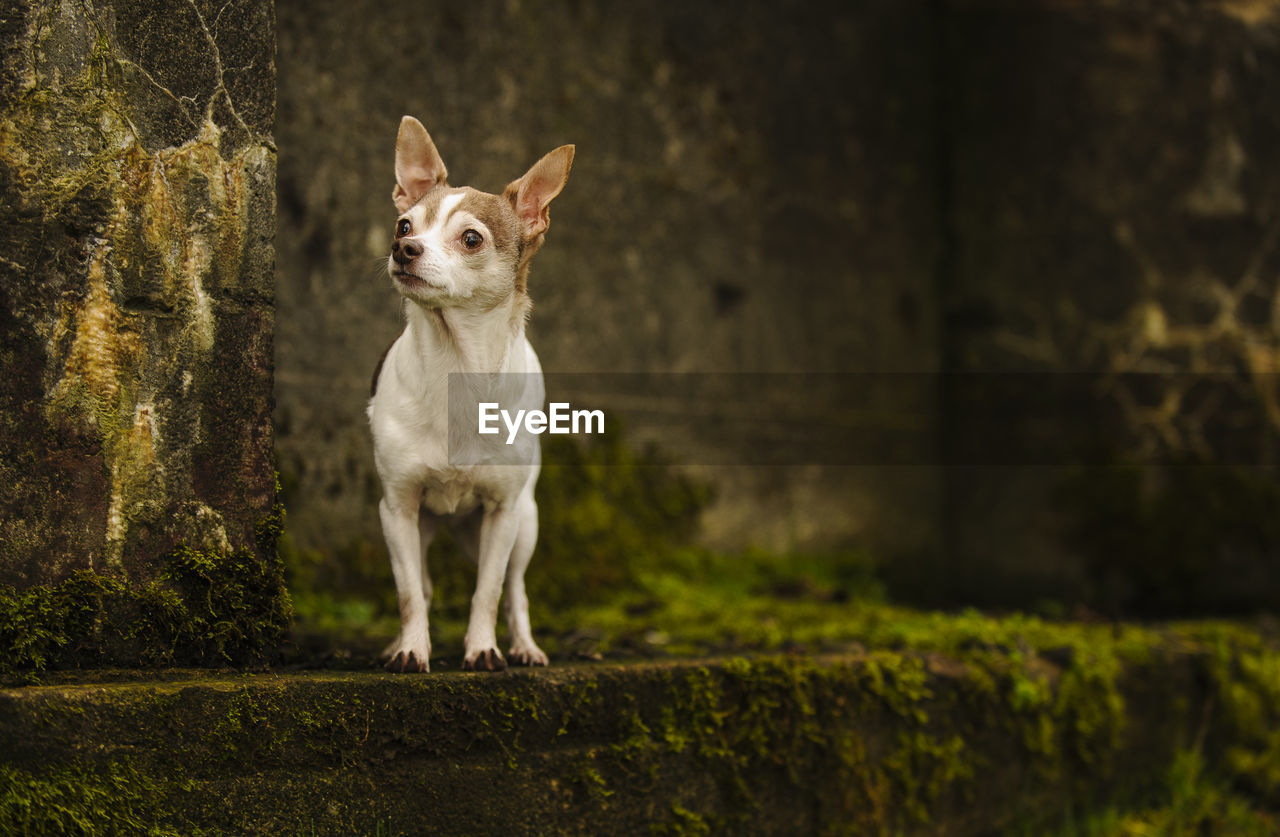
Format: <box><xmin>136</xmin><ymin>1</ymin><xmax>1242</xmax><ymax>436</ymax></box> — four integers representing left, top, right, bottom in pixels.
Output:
<box><xmin>409</xmin><ymin>186</ymin><xmax>453</xmax><ymax>228</ymax></box>
<box><xmin>452</xmin><ymin>189</ymin><xmax>521</xmax><ymax>260</ymax></box>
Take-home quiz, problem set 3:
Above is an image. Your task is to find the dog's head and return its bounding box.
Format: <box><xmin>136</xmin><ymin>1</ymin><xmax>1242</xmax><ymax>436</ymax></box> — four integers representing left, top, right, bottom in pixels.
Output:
<box><xmin>387</xmin><ymin>116</ymin><xmax>573</xmax><ymax>307</ymax></box>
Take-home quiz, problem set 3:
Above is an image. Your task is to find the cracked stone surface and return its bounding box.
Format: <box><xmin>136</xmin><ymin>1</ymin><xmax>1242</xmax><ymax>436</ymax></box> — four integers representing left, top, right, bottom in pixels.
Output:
<box><xmin>0</xmin><ymin>0</ymin><xmax>278</xmax><ymax>592</ymax></box>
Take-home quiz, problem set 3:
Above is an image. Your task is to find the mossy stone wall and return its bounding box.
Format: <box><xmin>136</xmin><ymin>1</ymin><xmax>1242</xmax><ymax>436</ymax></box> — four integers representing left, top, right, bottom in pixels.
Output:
<box><xmin>0</xmin><ymin>0</ymin><xmax>287</xmax><ymax>666</ymax></box>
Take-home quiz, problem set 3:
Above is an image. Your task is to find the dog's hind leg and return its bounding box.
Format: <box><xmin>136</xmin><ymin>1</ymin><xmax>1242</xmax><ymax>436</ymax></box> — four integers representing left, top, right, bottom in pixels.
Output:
<box><xmin>505</xmin><ymin>492</ymin><xmax>547</xmax><ymax>666</ymax></box>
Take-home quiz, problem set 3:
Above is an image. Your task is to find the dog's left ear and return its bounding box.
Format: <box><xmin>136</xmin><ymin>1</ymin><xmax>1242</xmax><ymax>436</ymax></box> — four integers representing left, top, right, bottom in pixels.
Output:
<box><xmin>394</xmin><ymin>116</ymin><xmax>448</xmax><ymax>213</ymax></box>
<box><xmin>504</xmin><ymin>145</ymin><xmax>575</xmax><ymax>240</ymax></box>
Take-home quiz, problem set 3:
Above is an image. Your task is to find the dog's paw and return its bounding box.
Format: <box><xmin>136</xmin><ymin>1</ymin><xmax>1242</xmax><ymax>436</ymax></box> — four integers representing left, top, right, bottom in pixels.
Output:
<box><xmin>462</xmin><ymin>648</ymin><xmax>507</xmax><ymax>672</ymax></box>
<box><xmin>508</xmin><ymin>643</ymin><xmax>549</xmax><ymax>667</ymax></box>
<box><xmin>385</xmin><ymin>649</ymin><xmax>430</xmax><ymax>673</ymax></box>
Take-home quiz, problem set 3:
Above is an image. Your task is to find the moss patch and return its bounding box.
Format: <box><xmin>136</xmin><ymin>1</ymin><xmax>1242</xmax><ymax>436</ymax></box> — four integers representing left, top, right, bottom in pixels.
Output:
<box><xmin>0</xmin><ymin>760</ymin><xmax>192</xmax><ymax>837</ymax></box>
<box><xmin>1040</xmin><ymin>750</ymin><xmax>1279</xmax><ymax>836</ymax></box>
<box><xmin>0</xmin><ymin>498</ymin><xmax>290</xmax><ymax>675</ymax></box>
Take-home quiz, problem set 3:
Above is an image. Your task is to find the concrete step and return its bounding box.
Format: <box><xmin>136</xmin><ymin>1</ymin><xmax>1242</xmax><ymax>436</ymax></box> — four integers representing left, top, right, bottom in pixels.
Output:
<box><xmin>0</xmin><ymin>646</ymin><xmax>1240</xmax><ymax>835</ymax></box>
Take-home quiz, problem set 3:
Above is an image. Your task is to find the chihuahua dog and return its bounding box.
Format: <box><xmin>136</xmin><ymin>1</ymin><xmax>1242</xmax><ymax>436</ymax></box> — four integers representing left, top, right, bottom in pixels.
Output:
<box><xmin>367</xmin><ymin>115</ymin><xmax>573</xmax><ymax>672</ymax></box>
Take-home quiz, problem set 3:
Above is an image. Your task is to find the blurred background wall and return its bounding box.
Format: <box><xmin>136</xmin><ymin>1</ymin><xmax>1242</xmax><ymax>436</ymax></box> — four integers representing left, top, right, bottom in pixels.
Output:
<box><xmin>940</xmin><ymin>1</ymin><xmax>1280</xmax><ymax>613</ymax></box>
<box><xmin>274</xmin><ymin>0</ymin><xmax>943</xmax><ymax>565</ymax></box>
<box><xmin>274</xmin><ymin>0</ymin><xmax>1280</xmax><ymax>615</ymax></box>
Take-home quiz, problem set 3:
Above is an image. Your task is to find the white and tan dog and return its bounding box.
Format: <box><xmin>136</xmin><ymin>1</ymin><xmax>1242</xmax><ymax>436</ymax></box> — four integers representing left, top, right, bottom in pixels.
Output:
<box><xmin>367</xmin><ymin>115</ymin><xmax>573</xmax><ymax>672</ymax></box>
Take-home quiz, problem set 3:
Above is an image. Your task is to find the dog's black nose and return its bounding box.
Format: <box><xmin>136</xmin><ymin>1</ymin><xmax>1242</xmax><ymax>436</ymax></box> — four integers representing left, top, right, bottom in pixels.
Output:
<box><xmin>391</xmin><ymin>239</ymin><xmax>423</xmax><ymax>265</ymax></box>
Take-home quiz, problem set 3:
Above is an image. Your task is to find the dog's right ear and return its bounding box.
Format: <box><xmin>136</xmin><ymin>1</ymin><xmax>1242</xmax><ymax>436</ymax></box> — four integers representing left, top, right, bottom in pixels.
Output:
<box><xmin>393</xmin><ymin>116</ymin><xmax>448</xmax><ymax>213</ymax></box>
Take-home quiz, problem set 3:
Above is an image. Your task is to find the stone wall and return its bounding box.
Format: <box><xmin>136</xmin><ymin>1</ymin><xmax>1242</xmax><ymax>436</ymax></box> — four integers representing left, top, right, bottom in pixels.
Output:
<box><xmin>273</xmin><ymin>0</ymin><xmax>943</xmax><ymax>564</ymax></box>
<box><xmin>940</xmin><ymin>1</ymin><xmax>1280</xmax><ymax>611</ymax></box>
<box><xmin>0</xmin><ymin>0</ymin><xmax>287</xmax><ymax>665</ymax></box>
<box><xmin>275</xmin><ymin>1</ymin><xmax>1280</xmax><ymax>610</ymax></box>
<box><xmin>5</xmin><ymin>0</ymin><xmax>1277</xmax><ymax>652</ymax></box>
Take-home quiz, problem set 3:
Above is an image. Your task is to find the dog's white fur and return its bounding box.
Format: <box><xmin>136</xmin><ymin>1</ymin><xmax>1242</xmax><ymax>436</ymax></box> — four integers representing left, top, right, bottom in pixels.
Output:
<box><xmin>367</xmin><ymin>116</ymin><xmax>573</xmax><ymax>672</ymax></box>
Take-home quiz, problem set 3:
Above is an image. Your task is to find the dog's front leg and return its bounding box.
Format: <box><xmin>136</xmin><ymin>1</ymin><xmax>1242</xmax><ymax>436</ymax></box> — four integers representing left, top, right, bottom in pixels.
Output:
<box><xmin>380</xmin><ymin>495</ymin><xmax>432</xmax><ymax>672</ymax></box>
<box><xmin>463</xmin><ymin>502</ymin><xmax>520</xmax><ymax>671</ymax></box>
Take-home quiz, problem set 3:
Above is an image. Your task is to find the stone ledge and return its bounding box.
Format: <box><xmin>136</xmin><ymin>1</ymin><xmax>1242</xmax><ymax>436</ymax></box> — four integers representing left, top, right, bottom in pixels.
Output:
<box><xmin>0</xmin><ymin>648</ymin><xmax>1232</xmax><ymax>835</ymax></box>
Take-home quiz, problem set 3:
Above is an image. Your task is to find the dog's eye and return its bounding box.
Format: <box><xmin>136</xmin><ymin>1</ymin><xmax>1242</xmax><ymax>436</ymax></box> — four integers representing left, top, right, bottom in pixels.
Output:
<box><xmin>461</xmin><ymin>229</ymin><xmax>483</xmax><ymax>250</ymax></box>
<box><xmin>396</xmin><ymin>219</ymin><xmax>411</xmax><ymax>237</ymax></box>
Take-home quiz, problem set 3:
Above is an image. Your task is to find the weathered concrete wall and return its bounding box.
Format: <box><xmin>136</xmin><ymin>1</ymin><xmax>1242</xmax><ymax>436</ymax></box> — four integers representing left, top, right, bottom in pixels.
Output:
<box><xmin>274</xmin><ymin>1</ymin><xmax>1280</xmax><ymax>612</ymax></box>
<box><xmin>273</xmin><ymin>0</ymin><xmax>943</xmax><ymax>562</ymax></box>
<box><xmin>940</xmin><ymin>1</ymin><xmax>1280</xmax><ymax>610</ymax></box>
<box><xmin>0</xmin><ymin>0</ymin><xmax>287</xmax><ymax>665</ymax></box>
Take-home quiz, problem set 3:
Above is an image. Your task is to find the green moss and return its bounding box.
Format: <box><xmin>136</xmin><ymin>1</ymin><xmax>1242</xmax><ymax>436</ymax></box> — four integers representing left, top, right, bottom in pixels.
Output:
<box><xmin>2</xmin><ymin>0</ymin><xmax>281</xmax><ymax>675</ymax></box>
<box><xmin>883</xmin><ymin>730</ymin><xmax>973</xmax><ymax>824</ymax></box>
<box><xmin>1202</xmin><ymin>629</ymin><xmax>1280</xmax><ymax>801</ymax></box>
<box><xmin>534</xmin><ymin>655</ymin><xmax>981</xmax><ymax>833</ymax></box>
<box><xmin>651</xmin><ymin>803</ymin><xmax>713</xmax><ymax>836</ymax></box>
<box><xmin>568</xmin><ymin>763</ymin><xmax>614</xmax><ymax>805</ymax></box>
<box><xmin>0</xmin><ymin>760</ymin><xmax>193</xmax><ymax>837</ymax></box>
<box><xmin>1039</xmin><ymin>750</ymin><xmax>1279</xmax><ymax>836</ymax></box>
<box><xmin>540</xmin><ymin>604</ymin><xmax>1175</xmax><ymax>828</ymax></box>
<box><xmin>0</xmin><ymin>498</ymin><xmax>291</xmax><ymax>675</ymax></box>
<box><xmin>1054</xmin><ymin>651</ymin><xmax>1125</xmax><ymax>771</ymax></box>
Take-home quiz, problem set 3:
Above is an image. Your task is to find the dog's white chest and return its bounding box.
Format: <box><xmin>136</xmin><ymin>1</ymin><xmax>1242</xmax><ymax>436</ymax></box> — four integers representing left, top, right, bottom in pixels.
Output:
<box><xmin>368</xmin><ymin>328</ymin><xmax>543</xmax><ymax>517</ymax></box>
